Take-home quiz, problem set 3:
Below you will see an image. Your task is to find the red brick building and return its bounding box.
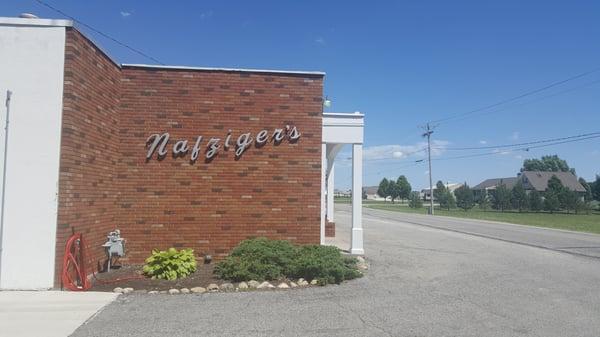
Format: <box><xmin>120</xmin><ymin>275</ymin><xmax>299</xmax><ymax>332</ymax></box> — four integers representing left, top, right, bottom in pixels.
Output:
<box><xmin>0</xmin><ymin>16</ymin><xmax>364</xmax><ymax>290</ymax></box>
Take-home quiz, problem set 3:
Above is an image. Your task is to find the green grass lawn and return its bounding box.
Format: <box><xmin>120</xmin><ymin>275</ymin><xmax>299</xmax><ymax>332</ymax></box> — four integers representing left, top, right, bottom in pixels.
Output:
<box><xmin>345</xmin><ymin>200</ymin><xmax>600</xmax><ymax>234</ymax></box>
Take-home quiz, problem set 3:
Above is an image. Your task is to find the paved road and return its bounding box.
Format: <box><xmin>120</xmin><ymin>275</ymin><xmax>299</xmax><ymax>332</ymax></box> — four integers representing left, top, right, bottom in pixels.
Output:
<box><xmin>72</xmin><ymin>205</ymin><xmax>600</xmax><ymax>337</ymax></box>
<box><xmin>362</xmin><ymin>206</ymin><xmax>600</xmax><ymax>259</ymax></box>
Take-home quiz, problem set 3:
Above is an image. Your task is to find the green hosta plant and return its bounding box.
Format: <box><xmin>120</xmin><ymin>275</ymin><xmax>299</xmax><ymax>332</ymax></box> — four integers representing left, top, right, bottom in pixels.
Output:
<box><xmin>143</xmin><ymin>248</ymin><xmax>197</xmax><ymax>280</ymax></box>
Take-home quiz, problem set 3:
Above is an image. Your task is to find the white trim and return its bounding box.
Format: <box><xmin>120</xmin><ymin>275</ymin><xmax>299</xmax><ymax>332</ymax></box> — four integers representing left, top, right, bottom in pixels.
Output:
<box><xmin>122</xmin><ymin>64</ymin><xmax>325</xmax><ymax>76</ymax></box>
<box><xmin>0</xmin><ymin>17</ymin><xmax>73</xmax><ymax>27</ymax></box>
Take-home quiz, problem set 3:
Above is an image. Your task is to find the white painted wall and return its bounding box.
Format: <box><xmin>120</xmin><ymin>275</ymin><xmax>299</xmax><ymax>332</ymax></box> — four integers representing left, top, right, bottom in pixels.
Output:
<box><xmin>0</xmin><ymin>22</ymin><xmax>67</xmax><ymax>289</ymax></box>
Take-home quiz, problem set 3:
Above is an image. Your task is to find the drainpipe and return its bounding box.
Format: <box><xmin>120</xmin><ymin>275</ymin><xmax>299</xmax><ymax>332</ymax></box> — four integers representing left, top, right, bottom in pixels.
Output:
<box><xmin>0</xmin><ymin>90</ymin><xmax>12</xmax><ymax>285</ymax></box>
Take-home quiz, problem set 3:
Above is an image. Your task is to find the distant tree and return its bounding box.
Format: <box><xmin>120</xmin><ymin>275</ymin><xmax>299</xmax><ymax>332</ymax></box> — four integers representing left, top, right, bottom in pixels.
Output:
<box><xmin>547</xmin><ymin>175</ymin><xmax>564</xmax><ymax>194</ymax></box>
<box><xmin>362</xmin><ymin>188</ymin><xmax>368</xmax><ymax>200</ymax></box>
<box><xmin>544</xmin><ymin>191</ymin><xmax>560</xmax><ymax>213</ymax></box>
<box><xmin>439</xmin><ymin>190</ymin><xmax>456</xmax><ymax>211</ymax></box>
<box><xmin>408</xmin><ymin>191</ymin><xmax>423</xmax><ymax>208</ymax></box>
<box><xmin>591</xmin><ymin>175</ymin><xmax>600</xmax><ymax>201</ymax></box>
<box><xmin>510</xmin><ymin>181</ymin><xmax>529</xmax><ymax>212</ymax></box>
<box><xmin>521</xmin><ymin>155</ymin><xmax>575</xmax><ymax>174</ymax></box>
<box><xmin>396</xmin><ymin>175</ymin><xmax>412</xmax><ymax>203</ymax></box>
<box><xmin>377</xmin><ymin>178</ymin><xmax>391</xmax><ymax>201</ymax></box>
<box><xmin>478</xmin><ymin>193</ymin><xmax>491</xmax><ymax>212</ymax></box>
<box><xmin>493</xmin><ymin>184</ymin><xmax>512</xmax><ymax>212</ymax></box>
<box><xmin>454</xmin><ymin>183</ymin><xmax>474</xmax><ymax>211</ymax></box>
<box><xmin>529</xmin><ymin>190</ymin><xmax>543</xmax><ymax>212</ymax></box>
<box><xmin>579</xmin><ymin>178</ymin><xmax>593</xmax><ymax>202</ymax></box>
<box><xmin>388</xmin><ymin>180</ymin><xmax>400</xmax><ymax>203</ymax></box>
<box><xmin>434</xmin><ymin>180</ymin><xmax>446</xmax><ymax>201</ymax></box>
<box><xmin>560</xmin><ymin>188</ymin><xmax>579</xmax><ymax>214</ymax></box>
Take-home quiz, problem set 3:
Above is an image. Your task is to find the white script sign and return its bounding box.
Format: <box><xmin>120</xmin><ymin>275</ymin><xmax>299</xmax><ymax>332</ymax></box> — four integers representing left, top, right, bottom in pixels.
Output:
<box><xmin>146</xmin><ymin>125</ymin><xmax>301</xmax><ymax>161</ymax></box>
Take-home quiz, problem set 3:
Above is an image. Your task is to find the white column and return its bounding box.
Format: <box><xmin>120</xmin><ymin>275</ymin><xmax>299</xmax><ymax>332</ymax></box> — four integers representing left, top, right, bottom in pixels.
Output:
<box><xmin>350</xmin><ymin>143</ymin><xmax>364</xmax><ymax>255</ymax></box>
<box><xmin>320</xmin><ymin>143</ymin><xmax>327</xmax><ymax>245</ymax></box>
<box><xmin>326</xmin><ymin>162</ymin><xmax>335</xmax><ymax>222</ymax></box>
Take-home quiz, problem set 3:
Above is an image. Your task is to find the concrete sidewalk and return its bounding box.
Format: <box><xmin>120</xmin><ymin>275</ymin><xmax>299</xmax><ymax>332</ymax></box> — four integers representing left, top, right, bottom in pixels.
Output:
<box><xmin>0</xmin><ymin>291</ymin><xmax>118</xmax><ymax>337</ymax></box>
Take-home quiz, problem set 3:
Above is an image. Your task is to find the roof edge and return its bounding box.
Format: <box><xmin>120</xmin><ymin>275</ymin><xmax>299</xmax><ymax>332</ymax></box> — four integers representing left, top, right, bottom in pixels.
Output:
<box><xmin>121</xmin><ymin>64</ymin><xmax>325</xmax><ymax>77</ymax></box>
<box><xmin>0</xmin><ymin>17</ymin><xmax>73</xmax><ymax>27</ymax></box>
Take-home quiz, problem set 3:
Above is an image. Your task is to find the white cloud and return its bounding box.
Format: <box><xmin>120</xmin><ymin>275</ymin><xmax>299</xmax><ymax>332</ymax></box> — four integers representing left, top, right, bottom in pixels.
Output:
<box><xmin>362</xmin><ymin>140</ymin><xmax>449</xmax><ymax>161</ymax></box>
<box><xmin>479</xmin><ymin>140</ymin><xmax>487</xmax><ymax>145</ymax></box>
<box><xmin>120</xmin><ymin>11</ymin><xmax>131</xmax><ymax>17</ymax></box>
<box><xmin>510</xmin><ymin>131</ymin><xmax>519</xmax><ymax>141</ymax></box>
<box><xmin>315</xmin><ymin>37</ymin><xmax>326</xmax><ymax>45</ymax></box>
<box><xmin>200</xmin><ymin>10</ymin><xmax>214</xmax><ymax>20</ymax></box>
<box><xmin>515</xmin><ymin>154</ymin><xmax>523</xmax><ymax>159</ymax></box>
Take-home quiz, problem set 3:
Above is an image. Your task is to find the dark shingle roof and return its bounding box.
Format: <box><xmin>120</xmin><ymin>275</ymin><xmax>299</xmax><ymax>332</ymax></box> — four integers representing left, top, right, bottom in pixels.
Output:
<box><xmin>521</xmin><ymin>171</ymin><xmax>585</xmax><ymax>192</ymax></box>
<box><xmin>363</xmin><ymin>186</ymin><xmax>379</xmax><ymax>195</ymax></box>
<box><xmin>472</xmin><ymin>177</ymin><xmax>518</xmax><ymax>190</ymax></box>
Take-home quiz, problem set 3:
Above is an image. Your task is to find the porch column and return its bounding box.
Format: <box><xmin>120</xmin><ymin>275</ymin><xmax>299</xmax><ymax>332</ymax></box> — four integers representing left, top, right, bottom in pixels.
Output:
<box><xmin>350</xmin><ymin>143</ymin><xmax>364</xmax><ymax>254</ymax></box>
<box><xmin>326</xmin><ymin>162</ymin><xmax>335</xmax><ymax>222</ymax></box>
<box><xmin>320</xmin><ymin>143</ymin><xmax>327</xmax><ymax>245</ymax></box>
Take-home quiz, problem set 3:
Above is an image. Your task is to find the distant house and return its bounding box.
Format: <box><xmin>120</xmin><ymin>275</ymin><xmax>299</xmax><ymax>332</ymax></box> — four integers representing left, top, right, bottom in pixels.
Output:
<box><xmin>472</xmin><ymin>177</ymin><xmax>519</xmax><ymax>193</ymax></box>
<box><xmin>334</xmin><ymin>189</ymin><xmax>352</xmax><ymax>198</ymax></box>
<box><xmin>473</xmin><ymin>171</ymin><xmax>586</xmax><ymax>196</ymax></box>
<box><xmin>421</xmin><ymin>183</ymin><xmax>463</xmax><ymax>201</ymax></box>
<box><xmin>520</xmin><ymin>171</ymin><xmax>586</xmax><ymax>193</ymax></box>
<box><xmin>363</xmin><ymin>186</ymin><xmax>390</xmax><ymax>201</ymax></box>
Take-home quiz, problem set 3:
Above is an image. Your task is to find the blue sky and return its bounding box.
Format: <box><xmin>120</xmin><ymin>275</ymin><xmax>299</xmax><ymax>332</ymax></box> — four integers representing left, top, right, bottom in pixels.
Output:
<box><xmin>3</xmin><ymin>1</ymin><xmax>599</xmax><ymax>189</ymax></box>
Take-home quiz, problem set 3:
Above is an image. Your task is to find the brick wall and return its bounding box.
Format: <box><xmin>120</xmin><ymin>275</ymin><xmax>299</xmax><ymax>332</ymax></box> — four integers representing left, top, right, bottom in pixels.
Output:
<box><xmin>54</xmin><ymin>28</ymin><xmax>324</xmax><ymax>286</ymax></box>
<box><xmin>117</xmin><ymin>67</ymin><xmax>323</xmax><ymax>262</ymax></box>
<box><xmin>54</xmin><ymin>28</ymin><xmax>121</xmax><ymax>286</ymax></box>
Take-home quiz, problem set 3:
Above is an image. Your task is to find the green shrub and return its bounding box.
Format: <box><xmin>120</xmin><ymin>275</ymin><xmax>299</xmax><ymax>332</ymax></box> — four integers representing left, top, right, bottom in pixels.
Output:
<box><xmin>289</xmin><ymin>245</ymin><xmax>362</xmax><ymax>285</ymax></box>
<box><xmin>214</xmin><ymin>237</ymin><xmax>296</xmax><ymax>281</ymax></box>
<box><xmin>142</xmin><ymin>248</ymin><xmax>197</xmax><ymax>280</ymax></box>
<box><xmin>215</xmin><ymin>237</ymin><xmax>362</xmax><ymax>285</ymax></box>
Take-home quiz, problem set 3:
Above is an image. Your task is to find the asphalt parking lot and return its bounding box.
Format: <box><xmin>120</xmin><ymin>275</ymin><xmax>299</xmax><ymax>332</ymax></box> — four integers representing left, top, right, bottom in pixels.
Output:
<box><xmin>72</xmin><ymin>205</ymin><xmax>600</xmax><ymax>337</ymax></box>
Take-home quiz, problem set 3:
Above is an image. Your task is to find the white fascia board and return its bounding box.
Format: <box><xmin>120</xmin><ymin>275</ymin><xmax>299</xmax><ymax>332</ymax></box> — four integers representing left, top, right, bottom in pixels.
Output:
<box><xmin>0</xmin><ymin>17</ymin><xmax>73</xmax><ymax>27</ymax></box>
<box><xmin>122</xmin><ymin>64</ymin><xmax>326</xmax><ymax>76</ymax></box>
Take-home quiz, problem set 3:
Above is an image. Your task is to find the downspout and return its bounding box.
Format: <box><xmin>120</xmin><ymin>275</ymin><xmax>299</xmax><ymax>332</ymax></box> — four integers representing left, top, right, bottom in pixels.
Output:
<box><xmin>0</xmin><ymin>90</ymin><xmax>12</xmax><ymax>285</ymax></box>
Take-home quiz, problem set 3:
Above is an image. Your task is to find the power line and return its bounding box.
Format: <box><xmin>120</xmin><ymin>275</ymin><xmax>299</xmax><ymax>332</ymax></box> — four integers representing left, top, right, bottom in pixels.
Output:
<box><xmin>33</xmin><ymin>0</ymin><xmax>164</xmax><ymax>65</ymax></box>
<box><xmin>367</xmin><ymin>132</ymin><xmax>600</xmax><ymax>175</ymax></box>
<box><xmin>427</xmin><ymin>67</ymin><xmax>600</xmax><ymax>125</ymax></box>
<box><xmin>434</xmin><ymin>131</ymin><xmax>600</xmax><ymax>151</ymax></box>
<box><xmin>432</xmin><ymin>134</ymin><xmax>600</xmax><ymax>162</ymax></box>
<box><xmin>448</xmin><ymin>78</ymin><xmax>600</xmax><ymax>124</ymax></box>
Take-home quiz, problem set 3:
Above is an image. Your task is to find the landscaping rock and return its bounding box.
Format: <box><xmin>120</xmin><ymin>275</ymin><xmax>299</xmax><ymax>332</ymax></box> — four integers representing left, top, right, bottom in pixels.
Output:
<box><xmin>190</xmin><ymin>287</ymin><xmax>206</xmax><ymax>294</ymax></box>
<box><xmin>310</xmin><ymin>279</ymin><xmax>318</xmax><ymax>285</ymax></box>
<box><xmin>122</xmin><ymin>287</ymin><xmax>134</xmax><ymax>294</ymax></box>
<box><xmin>290</xmin><ymin>282</ymin><xmax>298</xmax><ymax>288</ymax></box>
<box><xmin>277</xmin><ymin>282</ymin><xmax>289</xmax><ymax>289</ymax></box>
<box><xmin>356</xmin><ymin>256</ymin><xmax>368</xmax><ymax>270</ymax></box>
<box><xmin>168</xmin><ymin>288</ymin><xmax>180</xmax><ymax>295</ymax></box>
<box><xmin>113</xmin><ymin>287</ymin><xmax>123</xmax><ymax>293</ymax></box>
<box><xmin>257</xmin><ymin>281</ymin><xmax>275</xmax><ymax>289</ymax></box>
<box><xmin>248</xmin><ymin>280</ymin><xmax>260</xmax><ymax>288</ymax></box>
<box><xmin>220</xmin><ymin>283</ymin><xmax>234</xmax><ymax>291</ymax></box>
<box><xmin>238</xmin><ymin>282</ymin><xmax>248</xmax><ymax>290</ymax></box>
<box><xmin>148</xmin><ymin>291</ymin><xmax>159</xmax><ymax>295</ymax></box>
<box><xmin>207</xmin><ymin>283</ymin><xmax>219</xmax><ymax>292</ymax></box>
<box><xmin>180</xmin><ymin>288</ymin><xmax>190</xmax><ymax>294</ymax></box>
<box><xmin>133</xmin><ymin>289</ymin><xmax>147</xmax><ymax>294</ymax></box>
<box><xmin>159</xmin><ymin>290</ymin><xmax>167</xmax><ymax>294</ymax></box>
<box><xmin>297</xmin><ymin>279</ymin><xmax>309</xmax><ymax>286</ymax></box>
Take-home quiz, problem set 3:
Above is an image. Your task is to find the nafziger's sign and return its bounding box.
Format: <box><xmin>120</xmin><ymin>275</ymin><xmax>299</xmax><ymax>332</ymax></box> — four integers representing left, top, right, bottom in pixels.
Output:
<box><xmin>146</xmin><ymin>125</ymin><xmax>301</xmax><ymax>161</ymax></box>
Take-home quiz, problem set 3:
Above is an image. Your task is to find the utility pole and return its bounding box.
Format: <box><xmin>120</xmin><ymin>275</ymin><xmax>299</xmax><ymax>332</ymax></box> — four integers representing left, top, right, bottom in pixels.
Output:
<box><xmin>0</xmin><ymin>90</ymin><xmax>12</xmax><ymax>281</ymax></box>
<box><xmin>422</xmin><ymin>123</ymin><xmax>434</xmax><ymax>215</ymax></box>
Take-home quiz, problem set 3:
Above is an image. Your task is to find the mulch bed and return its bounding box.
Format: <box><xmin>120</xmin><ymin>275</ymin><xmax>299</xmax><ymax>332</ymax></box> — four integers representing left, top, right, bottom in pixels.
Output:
<box><xmin>90</xmin><ymin>263</ymin><xmax>221</xmax><ymax>292</ymax></box>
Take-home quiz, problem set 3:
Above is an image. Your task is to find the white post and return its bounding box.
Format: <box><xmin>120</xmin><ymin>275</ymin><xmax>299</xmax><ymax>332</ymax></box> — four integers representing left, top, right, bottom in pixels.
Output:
<box><xmin>320</xmin><ymin>143</ymin><xmax>327</xmax><ymax>245</ymax></box>
<box><xmin>350</xmin><ymin>143</ymin><xmax>364</xmax><ymax>255</ymax></box>
<box><xmin>326</xmin><ymin>162</ymin><xmax>335</xmax><ymax>222</ymax></box>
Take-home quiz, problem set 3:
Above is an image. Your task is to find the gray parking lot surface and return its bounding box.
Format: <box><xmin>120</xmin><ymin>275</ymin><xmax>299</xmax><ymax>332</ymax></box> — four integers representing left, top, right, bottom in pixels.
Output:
<box><xmin>72</xmin><ymin>205</ymin><xmax>600</xmax><ymax>337</ymax></box>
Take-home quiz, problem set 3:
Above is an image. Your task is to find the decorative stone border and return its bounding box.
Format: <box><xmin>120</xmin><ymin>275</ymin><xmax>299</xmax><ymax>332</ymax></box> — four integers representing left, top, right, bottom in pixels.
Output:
<box><xmin>112</xmin><ymin>256</ymin><xmax>368</xmax><ymax>295</ymax></box>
